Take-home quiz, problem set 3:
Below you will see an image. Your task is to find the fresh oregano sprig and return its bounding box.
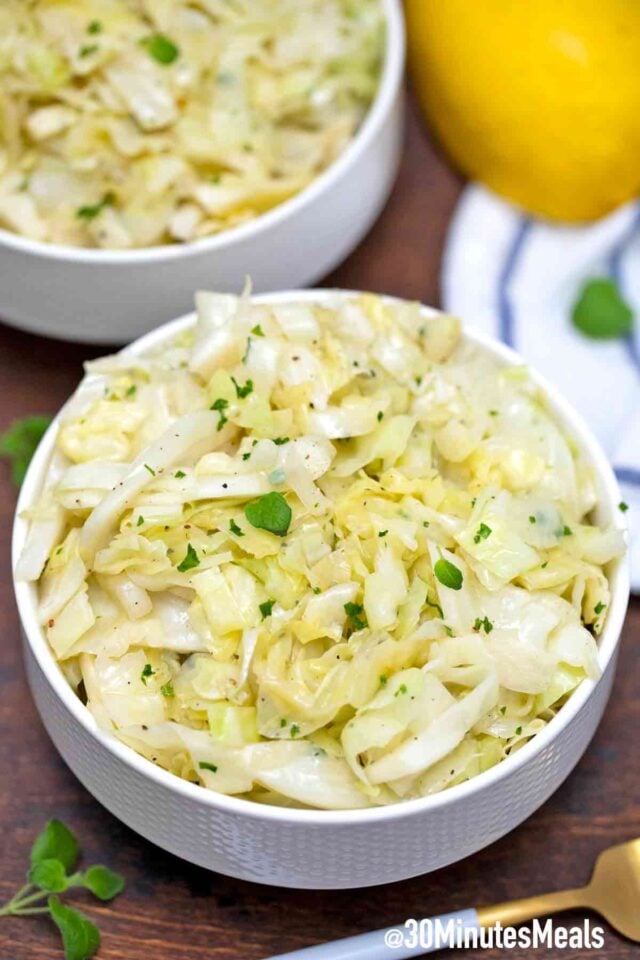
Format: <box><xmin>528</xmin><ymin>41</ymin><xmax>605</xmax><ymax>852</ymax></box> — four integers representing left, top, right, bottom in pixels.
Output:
<box><xmin>0</xmin><ymin>819</ymin><xmax>125</xmax><ymax>960</ymax></box>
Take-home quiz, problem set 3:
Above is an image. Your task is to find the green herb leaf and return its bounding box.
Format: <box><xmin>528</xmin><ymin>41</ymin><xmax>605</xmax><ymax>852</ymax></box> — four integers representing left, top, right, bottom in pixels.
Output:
<box><xmin>379</xmin><ymin>675</ymin><xmax>388</xmax><ymax>686</ymax></box>
<box><xmin>177</xmin><ymin>543</ymin><xmax>199</xmax><ymax>572</ymax></box>
<box><xmin>81</xmin><ymin>866</ymin><xmax>124</xmax><ymax>902</ymax></box>
<box><xmin>528</xmin><ymin>515</ymin><xmax>536</xmax><ymax>524</ymax></box>
<box><xmin>259</xmin><ymin>598</ymin><xmax>275</xmax><ymax>619</ymax></box>
<box><xmin>140</xmin><ymin>663</ymin><xmax>154</xmax><ymax>685</ymax></box>
<box><xmin>244</xmin><ymin>492</ymin><xmax>291</xmax><ymax>536</ymax></box>
<box><xmin>28</xmin><ymin>859</ymin><xmax>69</xmax><ymax>893</ymax></box>
<box><xmin>210</xmin><ymin>397</ymin><xmax>229</xmax><ymax>431</ymax></box>
<box><xmin>344</xmin><ymin>602</ymin><xmax>363</xmax><ymax>617</ymax></box>
<box><xmin>87</xmin><ymin>19</ymin><xmax>102</xmax><ymax>34</ymax></box>
<box><xmin>572</xmin><ymin>278</ymin><xmax>633</xmax><ymax>340</ymax></box>
<box><xmin>174</xmin><ymin>469</ymin><xmax>186</xmax><ymax>479</ymax></box>
<box><xmin>48</xmin><ymin>896</ymin><xmax>100</xmax><ymax>960</ymax></box>
<box><xmin>377</xmin><ymin>411</ymin><xmax>384</xmax><ymax>421</ymax></box>
<box><xmin>473</xmin><ymin>522</ymin><xmax>492</xmax><ymax>544</ymax></box>
<box><xmin>594</xmin><ymin>601</ymin><xmax>606</xmax><ymax>615</ymax></box>
<box><xmin>160</xmin><ymin>680</ymin><xmax>174</xmax><ymax>698</ymax></box>
<box><xmin>515</xmin><ymin>726</ymin><xmax>523</xmax><ymax>736</ymax></box>
<box><xmin>251</xmin><ymin>324</ymin><xmax>264</xmax><ymax>336</ymax></box>
<box><xmin>378</xmin><ymin>529</ymin><xmax>388</xmax><ymax>537</ymax></box>
<box><xmin>272</xmin><ymin>437</ymin><xmax>290</xmax><ymax>446</ymax></box>
<box><xmin>229</xmin><ymin>518</ymin><xmax>244</xmax><ymax>537</ymax></box>
<box><xmin>79</xmin><ymin>44</ymin><xmax>98</xmax><ymax>58</ymax></box>
<box><xmin>434</xmin><ymin>557</ymin><xmax>463</xmax><ymax>591</ymax></box>
<box><xmin>198</xmin><ymin>761</ymin><xmax>218</xmax><ymax>773</ymax></box>
<box><xmin>344</xmin><ymin>601</ymin><xmax>367</xmax><ymax>631</ymax></box>
<box><xmin>241</xmin><ymin>452</ymin><xmax>251</xmax><ymax>461</ymax></box>
<box><xmin>143</xmin><ymin>463</ymin><xmax>155</xmax><ymax>476</ymax></box>
<box><xmin>142</xmin><ymin>34</ymin><xmax>179</xmax><ymax>65</ymax></box>
<box><xmin>473</xmin><ymin>615</ymin><xmax>493</xmax><ymax>634</ymax></box>
<box><xmin>31</xmin><ymin>821</ymin><xmax>79</xmax><ymax>873</ymax></box>
<box><xmin>619</xmin><ymin>501</ymin><xmax>629</xmax><ymax>513</ymax></box>
<box><xmin>76</xmin><ymin>192</ymin><xmax>114</xmax><ymax>221</ymax></box>
<box><xmin>0</xmin><ymin>415</ymin><xmax>51</xmax><ymax>486</ymax></box>
<box><xmin>289</xmin><ymin>724</ymin><xmax>300</xmax><ymax>738</ymax></box>
<box><xmin>231</xmin><ymin>376</ymin><xmax>253</xmax><ymax>399</ymax></box>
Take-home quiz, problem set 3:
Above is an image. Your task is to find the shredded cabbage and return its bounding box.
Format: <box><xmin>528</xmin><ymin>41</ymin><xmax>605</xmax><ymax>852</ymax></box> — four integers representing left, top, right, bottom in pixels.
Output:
<box><xmin>0</xmin><ymin>0</ymin><xmax>383</xmax><ymax>248</ymax></box>
<box><xmin>20</xmin><ymin>291</ymin><xmax>624</xmax><ymax>809</ymax></box>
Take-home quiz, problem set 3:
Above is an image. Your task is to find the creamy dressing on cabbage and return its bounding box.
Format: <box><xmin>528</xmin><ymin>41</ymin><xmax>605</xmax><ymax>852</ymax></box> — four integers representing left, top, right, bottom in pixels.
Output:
<box><xmin>0</xmin><ymin>0</ymin><xmax>383</xmax><ymax>248</ymax></box>
<box><xmin>20</xmin><ymin>291</ymin><xmax>624</xmax><ymax>809</ymax></box>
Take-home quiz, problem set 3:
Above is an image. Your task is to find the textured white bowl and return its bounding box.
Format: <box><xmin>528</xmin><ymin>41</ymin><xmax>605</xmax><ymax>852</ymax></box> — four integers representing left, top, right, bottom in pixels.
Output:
<box><xmin>13</xmin><ymin>290</ymin><xmax>629</xmax><ymax>889</ymax></box>
<box><xmin>0</xmin><ymin>1</ymin><xmax>404</xmax><ymax>346</ymax></box>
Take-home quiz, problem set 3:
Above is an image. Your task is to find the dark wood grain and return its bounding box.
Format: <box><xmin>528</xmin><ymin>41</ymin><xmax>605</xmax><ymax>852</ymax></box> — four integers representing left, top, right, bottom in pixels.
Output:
<box><xmin>0</xmin><ymin>93</ymin><xmax>638</xmax><ymax>960</ymax></box>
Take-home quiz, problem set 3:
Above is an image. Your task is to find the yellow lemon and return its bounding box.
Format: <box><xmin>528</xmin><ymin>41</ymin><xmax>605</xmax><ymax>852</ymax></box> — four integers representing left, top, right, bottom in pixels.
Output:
<box><xmin>405</xmin><ymin>0</ymin><xmax>640</xmax><ymax>221</ymax></box>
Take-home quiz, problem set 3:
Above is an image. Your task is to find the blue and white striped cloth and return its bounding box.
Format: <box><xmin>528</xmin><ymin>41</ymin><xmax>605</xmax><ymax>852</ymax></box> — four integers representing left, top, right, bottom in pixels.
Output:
<box><xmin>443</xmin><ymin>186</ymin><xmax>640</xmax><ymax>590</ymax></box>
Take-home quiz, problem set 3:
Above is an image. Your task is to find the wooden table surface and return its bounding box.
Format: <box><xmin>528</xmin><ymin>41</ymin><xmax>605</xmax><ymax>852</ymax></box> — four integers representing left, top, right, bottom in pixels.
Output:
<box><xmin>0</xmin><ymin>95</ymin><xmax>638</xmax><ymax>960</ymax></box>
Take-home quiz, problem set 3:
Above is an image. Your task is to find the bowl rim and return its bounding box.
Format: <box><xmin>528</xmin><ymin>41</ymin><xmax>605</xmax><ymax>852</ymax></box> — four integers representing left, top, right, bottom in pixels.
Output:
<box><xmin>13</xmin><ymin>288</ymin><xmax>630</xmax><ymax>826</ymax></box>
<box><xmin>0</xmin><ymin>0</ymin><xmax>405</xmax><ymax>266</ymax></box>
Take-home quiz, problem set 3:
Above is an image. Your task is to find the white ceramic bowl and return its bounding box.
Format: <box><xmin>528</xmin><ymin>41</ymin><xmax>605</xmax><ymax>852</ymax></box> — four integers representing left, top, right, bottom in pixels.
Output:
<box><xmin>13</xmin><ymin>291</ymin><xmax>630</xmax><ymax>890</ymax></box>
<box><xmin>0</xmin><ymin>2</ymin><xmax>404</xmax><ymax>346</ymax></box>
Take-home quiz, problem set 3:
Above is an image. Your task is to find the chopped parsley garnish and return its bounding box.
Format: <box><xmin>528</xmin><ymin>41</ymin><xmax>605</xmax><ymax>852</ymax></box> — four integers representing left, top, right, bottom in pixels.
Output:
<box><xmin>561</xmin><ymin>525</ymin><xmax>572</xmax><ymax>537</ymax></box>
<box><xmin>528</xmin><ymin>515</ymin><xmax>536</xmax><ymax>524</ymax></box>
<box><xmin>142</xmin><ymin>34</ymin><xmax>179</xmax><ymax>65</ymax></box>
<box><xmin>251</xmin><ymin>324</ymin><xmax>265</xmax><ymax>337</ymax></box>
<box><xmin>160</xmin><ymin>681</ymin><xmax>175</xmax><ymax>698</ymax></box>
<box><xmin>515</xmin><ymin>726</ymin><xmax>523</xmax><ymax>736</ymax></box>
<box><xmin>198</xmin><ymin>761</ymin><xmax>218</xmax><ymax>773</ymax></box>
<box><xmin>87</xmin><ymin>19</ymin><xmax>102</xmax><ymax>33</ymax></box>
<box><xmin>143</xmin><ymin>463</ymin><xmax>155</xmax><ymax>476</ymax></box>
<box><xmin>344</xmin><ymin>601</ymin><xmax>367</xmax><ymax>632</ymax></box>
<box><xmin>231</xmin><ymin>376</ymin><xmax>253</xmax><ymax>399</ymax></box>
<box><xmin>0</xmin><ymin>414</ymin><xmax>51</xmax><ymax>487</ymax></box>
<box><xmin>76</xmin><ymin>192</ymin><xmax>115</xmax><ymax>220</ymax></box>
<box><xmin>272</xmin><ymin>437</ymin><xmax>290</xmax><ymax>445</ymax></box>
<box><xmin>210</xmin><ymin>397</ymin><xmax>229</xmax><ymax>431</ymax></box>
<box><xmin>140</xmin><ymin>663</ymin><xmax>154</xmax><ymax>685</ymax></box>
<box><xmin>259</xmin><ymin>599</ymin><xmax>275</xmax><ymax>619</ymax></box>
<box><xmin>229</xmin><ymin>518</ymin><xmax>244</xmax><ymax>537</ymax></box>
<box><xmin>244</xmin><ymin>492</ymin><xmax>291</xmax><ymax>536</ymax></box>
<box><xmin>619</xmin><ymin>501</ymin><xmax>629</xmax><ymax>513</ymax></box>
<box><xmin>500</xmin><ymin>706</ymin><xmax>507</xmax><ymax>716</ymax></box>
<box><xmin>594</xmin><ymin>601</ymin><xmax>606</xmax><ymax>615</ymax></box>
<box><xmin>79</xmin><ymin>44</ymin><xmax>98</xmax><ymax>58</ymax></box>
<box><xmin>136</xmin><ymin>515</ymin><xmax>144</xmax><ymax>527</ymax></box>
<box><xmin>571</xmin><ymin>277</ymin><xmax>633</xmax><ymax>341</ymax></box>
<box><xmin>242</xmin><ymin>452</ymin><xmax>251</xmax><ymax>461</ymax></box>
<box><xmin>377</xmin><ymin>411</ymin><xmax>384</xmax><ymax>422</ymax></box>
<box><xmin>473</xmin><ymin>616</ymin><xmax>493</xmax><ymax>634</ymax></box>
<box><xmin>378</xmin><ymin>529</ymin><xmax>388</xmax><ymax>537</ymax></box>
<box><xmin>434</xmin><ymin>557</ymin><xmax>463</xmax><ymax>591</ymax></box>
<box><xmin>394</xmin><ymin>683</ymin><xmax>408</xmax><ymax>697</ymax></box>
<box><xmin>174</xmin><ymin>469</ymin><xmax>186</xmax><ymax>478</ymax></box>
<box><xmin>176</xmin><ymin>543</ymin><xmax>199</xmax><ymax>572</ymax></box>
<box><xmin>473</xmin><ymin>522</ymin><xmax>492</xmax><ymax>544</ymax></box>
<box><xmin>289</xmin><ymin>724</ymin><xmax>300</xmax><ymax>738</ymax></box>
<box><xmin>379</xmin><ymin>675</ymin><xmax>388</xmax><ymax>686</ymax></box>
<box><xmin>125</xmin><ymin>384</ymin><xmax>136</xmax><ymax>397</ymax></box>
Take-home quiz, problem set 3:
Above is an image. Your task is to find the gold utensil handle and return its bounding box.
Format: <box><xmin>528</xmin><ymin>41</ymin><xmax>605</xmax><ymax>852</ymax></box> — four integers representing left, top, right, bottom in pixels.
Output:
<box><xmin>477</xmin><ymin>888</ymin><xmax>587</xmax><ymax>928</ymax></box>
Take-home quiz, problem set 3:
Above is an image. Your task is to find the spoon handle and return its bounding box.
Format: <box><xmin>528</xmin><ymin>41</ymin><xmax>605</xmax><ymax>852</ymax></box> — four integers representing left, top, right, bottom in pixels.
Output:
<box><xmin>265</xmin><ymin>909</ymin><xmax>480</xmax><ymax>959</ymax></box>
